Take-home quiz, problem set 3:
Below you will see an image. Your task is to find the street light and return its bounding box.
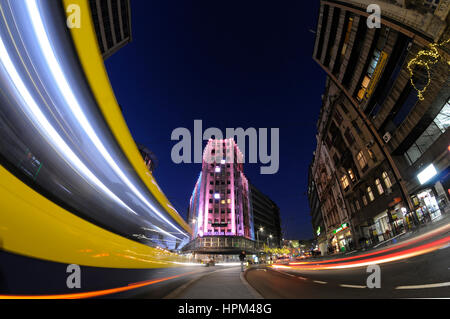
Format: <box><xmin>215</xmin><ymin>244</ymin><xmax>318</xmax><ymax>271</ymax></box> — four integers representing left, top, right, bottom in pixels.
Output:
<box><xmin>267</xmin><ymin>234</ymin><xmax>273</xmax><ymax>248</ymax></box>
<box><xmin>256</xmin><ymin>226</ymin><xmax>263</xmax><ymax>250</ymax></box>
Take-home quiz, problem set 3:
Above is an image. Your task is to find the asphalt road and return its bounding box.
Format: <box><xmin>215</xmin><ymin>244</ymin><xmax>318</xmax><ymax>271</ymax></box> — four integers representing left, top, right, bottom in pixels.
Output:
<box><xmin>246</xmin><ymin>243</ymin><xmax>450</xmax><ymax>298</ymax></box>
<box><xmin>105</xmin><ymin>266</ymin><xmax>219</xmax><ymax>299</ymax></box>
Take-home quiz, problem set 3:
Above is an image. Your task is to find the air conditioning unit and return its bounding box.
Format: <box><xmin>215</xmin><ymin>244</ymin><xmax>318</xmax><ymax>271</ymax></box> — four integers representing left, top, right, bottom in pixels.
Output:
<box><xmin>383</xmin><ymin>132</ymin><xmax>392</xmax><ymax>143</ymax></box>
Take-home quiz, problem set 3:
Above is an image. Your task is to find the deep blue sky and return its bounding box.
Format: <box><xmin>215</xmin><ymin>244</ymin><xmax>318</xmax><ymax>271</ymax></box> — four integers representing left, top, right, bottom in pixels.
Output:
<box><xmin>105</xmin><ymin>0</ymin><xmax>326</xmax><ymax>240</ymax></box>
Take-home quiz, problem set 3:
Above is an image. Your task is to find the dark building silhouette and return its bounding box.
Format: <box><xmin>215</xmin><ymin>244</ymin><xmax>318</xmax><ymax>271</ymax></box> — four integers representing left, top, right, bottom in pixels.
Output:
<box><xmin>89</xmin><ymin>0</ymin><xmax>132</xmax><ymax>59</ymax></box>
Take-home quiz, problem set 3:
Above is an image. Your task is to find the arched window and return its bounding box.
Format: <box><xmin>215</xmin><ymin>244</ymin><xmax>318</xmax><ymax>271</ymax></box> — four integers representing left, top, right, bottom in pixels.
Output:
<box><xmin>367</xmin><ymin>186</ymin><xmax>375</xmax><ymax>202</ymax></box>
<box><xmin>382</xmin><ymin>171</ymin><xmax>392</xmax><ymax>188</ymax></box>
<box><xmin>375</xmin><ymin>178</ymin><xmax>384</xmax><ymax>195</ymax></box>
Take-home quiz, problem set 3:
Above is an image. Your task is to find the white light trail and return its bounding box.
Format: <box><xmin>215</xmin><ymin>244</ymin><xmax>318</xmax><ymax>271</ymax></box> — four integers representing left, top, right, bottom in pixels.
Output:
<box><xmin>24</xmin><ymin>0</ymin><xmax>188</xmax><ymax>238</ymax></box>
<box><xmin>0</xmin><ymin>33</ymin><xmax>134</xmax><ymax>215</ymax></box>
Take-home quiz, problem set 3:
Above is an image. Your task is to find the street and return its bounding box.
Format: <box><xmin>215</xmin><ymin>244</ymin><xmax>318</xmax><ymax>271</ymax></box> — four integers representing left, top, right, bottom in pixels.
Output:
<box><xmin>245</xmin><ymin>231</ymin><xmax>450</xmax><ymax>298</ymax></box>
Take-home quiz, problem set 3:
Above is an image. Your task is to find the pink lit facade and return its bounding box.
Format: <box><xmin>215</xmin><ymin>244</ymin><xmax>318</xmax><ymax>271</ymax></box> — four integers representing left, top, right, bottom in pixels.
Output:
<box><xmin>188</xmin><ymin>139</ymin><xmax>254</xmax><ymax>240</ymax></box>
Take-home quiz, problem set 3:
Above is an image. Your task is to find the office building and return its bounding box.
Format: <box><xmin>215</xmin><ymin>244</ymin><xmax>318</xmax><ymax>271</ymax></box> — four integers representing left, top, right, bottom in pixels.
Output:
<box><xmin>250</xmin><ymin>183</ymin><xmax>282</xmax><ymax>248</ymax></box>
<box><xmin>89</xmin><ymin>0</ymin><xmax>132</xmax><ymax>59</ymax></box>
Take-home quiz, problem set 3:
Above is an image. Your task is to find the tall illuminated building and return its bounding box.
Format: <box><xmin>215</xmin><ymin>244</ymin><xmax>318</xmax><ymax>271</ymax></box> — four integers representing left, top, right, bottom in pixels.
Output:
<box><xmin>187</xmin><ymin>139</ymin><xmax>255</xmax><ymax>245</ymax></box>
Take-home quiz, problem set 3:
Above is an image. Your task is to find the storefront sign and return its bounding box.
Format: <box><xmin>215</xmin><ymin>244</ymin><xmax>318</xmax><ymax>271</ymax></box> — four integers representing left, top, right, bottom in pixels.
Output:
<box><xmin>388</xmin><ymin>197</ymin><xmax>402</xmax><ymax>207</ymax></box>
<box><xmin>333</xmin><ymin>223</ymin><xmax>349</xmax><ymax>234</ymax></box>
<box><xmin>417</xmin><ymin>164</ymin><xmax>437</xmax><ymax>185</ymax></box>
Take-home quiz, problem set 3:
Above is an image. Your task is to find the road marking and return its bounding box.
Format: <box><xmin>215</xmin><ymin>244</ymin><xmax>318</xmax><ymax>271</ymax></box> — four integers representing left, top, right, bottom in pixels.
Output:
<box><xmin>256</xmin><ymin>269</ymin><xmax>267</xmax><ymax>272</ymax></box>
<box><xmin>395</xmin><ymin>282</ymin><xmax>450</xmax><ymax>290</ymax></box>
<box><xmin>340</xmin><ymin>284</ymin><xmax>366</xmax><ymax>289</ymax></box>
<box><xmin>297</xmin><ymin>276</ymin><xmax>307</xmax><ymax>280</ymax></box>
<box><xmin>313</xmin><ymin>280</ymin><xmax>327</xmax><ymax>284</ymax></box>
<box><xmin>285</xmin><ymin>273</ymin><xmax>295</xmax><ymax>277</ymax></box>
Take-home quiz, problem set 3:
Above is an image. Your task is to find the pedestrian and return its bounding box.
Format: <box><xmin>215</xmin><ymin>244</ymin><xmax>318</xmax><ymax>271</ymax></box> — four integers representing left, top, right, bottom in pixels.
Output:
<box><xmin>239</xmin><ymin>251</ymin><xmax>246</xmax><ymax>272</ymax></box>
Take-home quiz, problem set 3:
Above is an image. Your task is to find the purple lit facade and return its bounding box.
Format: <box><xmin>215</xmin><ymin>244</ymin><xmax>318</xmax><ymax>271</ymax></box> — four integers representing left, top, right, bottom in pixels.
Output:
<box><xmin>188</xmin><ymin>139</ymin><xmax>254</xmax><ymax>240</ymax></box>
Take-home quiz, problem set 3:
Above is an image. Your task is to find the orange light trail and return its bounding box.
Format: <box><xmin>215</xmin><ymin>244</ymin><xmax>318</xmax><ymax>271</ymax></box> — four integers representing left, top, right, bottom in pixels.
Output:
<box><xmin>288</xmin><ymin>223</ymin><xmax>450</xmax><ymax>266</ymax></box>
<box><xmin>273</xmin><ymin>236</ymin><xmax>450</xmax><ymax>271</ymax></box>
<box><xmin>0</xmin><ymin>270</ymin><xmax>202</xmax><ymax>299</ymax></box>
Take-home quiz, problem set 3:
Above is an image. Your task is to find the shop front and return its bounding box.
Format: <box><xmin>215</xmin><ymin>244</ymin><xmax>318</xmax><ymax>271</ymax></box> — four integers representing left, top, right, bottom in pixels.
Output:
<box><xmin>370</xmin><ymin>210</ymin><xmax>392</xmax><ymax>243</ymax></box>
<box><xmin>389</xmin><ymin>205</ymin><xmax>406</xmax><ymax>235</ymax></box>
<box><xmin>410</xmin><ymin>188</ymin><xmax>442</xmax><ymax>223</ymax></box>
<box><xmin>409</xmin><ymin>164</ymin><xmax>448</xmax><ymax>224</ymax></box>
<box><xmin>330</xmin><ymin>223</ymin><xmax>353</xmax><ymax>253</ymax></box>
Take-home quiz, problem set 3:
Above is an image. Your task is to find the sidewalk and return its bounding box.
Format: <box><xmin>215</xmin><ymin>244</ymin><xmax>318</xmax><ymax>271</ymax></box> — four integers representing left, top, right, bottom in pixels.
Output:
<box><xmin>166</xmin><ymin>266</ymin><xmax>262</xmax><ymax>299</ymax></box>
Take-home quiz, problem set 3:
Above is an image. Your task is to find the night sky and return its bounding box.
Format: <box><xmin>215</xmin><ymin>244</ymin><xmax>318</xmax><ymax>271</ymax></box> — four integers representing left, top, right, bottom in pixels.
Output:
<box><xmin>104</xmin><ymin>0</ymin><xmax>326</xmax><ymax>240</ymax></box>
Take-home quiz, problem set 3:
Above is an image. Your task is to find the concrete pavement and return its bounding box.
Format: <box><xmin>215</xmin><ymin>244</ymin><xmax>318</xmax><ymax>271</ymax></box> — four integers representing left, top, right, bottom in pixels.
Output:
<box><xmin>165</xmin><ymin>266</ymin><xmax>263</xmax><ymax>299</ymax></box>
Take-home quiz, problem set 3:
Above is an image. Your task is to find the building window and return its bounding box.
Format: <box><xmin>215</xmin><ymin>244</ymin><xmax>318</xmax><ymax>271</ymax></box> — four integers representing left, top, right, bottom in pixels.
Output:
<box><xmin>341</xmin><ymin>17</ymin><xmax>354</xmax><ymax>57</ymax></box>
<box><xmin>340</xmin><ymin>103</ymin><xmax>349</xmax><ymax>114</ymax></box>
<box><xmin>404</xmin><ymin>99</ymin><xmax>449</xmax><ymax>164</ymax></box>
<box><xmin>348</xmin><ymin>169</ymin><xmax>356</xmax><ymax>181</ymax></box>
<box><xmin>362</xmin><ymin>195</ymin><xmax>368</xmax><ymax>206</ymax></box>
<box><xmin>382</xmin><ymin>171</ymin><xmax>392</xmax><ymax>189</ymax></box>
<box><xmin>344</xmin><ymin>128</ymin><xmax>355</xmax><ymax>145</ymax></box>
<box><xmin>375</xmin><ymin>178</ymin><xmax>384</xmax><ymax>195</ymax></box>
<box><xmin>356</xmin><ymin>151</ymin><xmax>367</xmax><ymax>169</ymax></box>
<box><xmin>334</xmin><ymin>110</ymin><xmax>343</xmax><ymax>125</ymax></box>
<box><xmin>367</xmin><ymin>186</ymin><xmax>375</xmax><ymax>202</ymax></box>
<box><xmin>341</xmin><ymin>175</ymin><xmax>350</xmax><ymax>190</ymax></box>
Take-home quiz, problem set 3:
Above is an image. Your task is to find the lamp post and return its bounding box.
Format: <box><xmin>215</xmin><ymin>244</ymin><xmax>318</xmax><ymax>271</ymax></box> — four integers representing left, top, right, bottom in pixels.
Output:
<box><xmin>256</xmin><ymin>226</ymin><xmax>264</xmax><ymax>250</ymax></box>
<box><xmin>267</xmin><ymin>234</ymin><xmax>273</xmax><ymax>248</ymax></box>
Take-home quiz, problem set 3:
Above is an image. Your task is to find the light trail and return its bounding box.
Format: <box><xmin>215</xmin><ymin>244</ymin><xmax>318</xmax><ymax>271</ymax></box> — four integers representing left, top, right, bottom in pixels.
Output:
<box><xmin>0</xmin><ymin>270</ymin><xmax>203</xmax><ymax>299</ymax></box>
<box><xmin>24</xmin><ymin>0</ymin><xmax>188</xmax><ymax>239</ymax></box>
<box><xmin>272</xmin><ymin>236</ymin><xmax>450</xmax><ymax>270</ymax></box>
<box><xmin>288</xmin><ymin>223</ymin><xmax>450</xmax><ymax>266</ymax></box>
<box><xmin>0</xmin><ymin>30</ymin><xmax>135</xmax><ymax>216</ymax></box>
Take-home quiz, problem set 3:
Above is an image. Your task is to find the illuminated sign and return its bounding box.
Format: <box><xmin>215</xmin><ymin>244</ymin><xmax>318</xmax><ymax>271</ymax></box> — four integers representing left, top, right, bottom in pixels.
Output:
<box><xmin>333</xmin><ymin>223</ymin><xmax>349</xmax><ymax>234</ymax></box>
<box><xmin>388</xmin><ymin>197</ymin><xmax>402</xmax><ymax>207</ymax></box>
<box><xmin>316</xmin><ymin>226</ymin><xmax>321</xmax><ymax>236</ymax></box>
<box><xmin>417</xmin><ymin>164</ymin><xmax>437</xmax><ymax>185</ymax></box>
<box><xmin>365</xmin><ymin>51</ymin><xmax>388</xmax><ymax>100</ymax></box>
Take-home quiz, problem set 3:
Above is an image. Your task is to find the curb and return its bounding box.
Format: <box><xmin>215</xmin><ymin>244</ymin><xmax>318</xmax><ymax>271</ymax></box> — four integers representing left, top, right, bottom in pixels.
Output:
<box><xmin>163</xmin><ymin>266</ymin><xmax>239</xmax><ymax>299</ymax></box>
<box><xmin>241</xmin><ymin>268</ymin><xmax>264</xmax><ymax>299</ymax></box>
